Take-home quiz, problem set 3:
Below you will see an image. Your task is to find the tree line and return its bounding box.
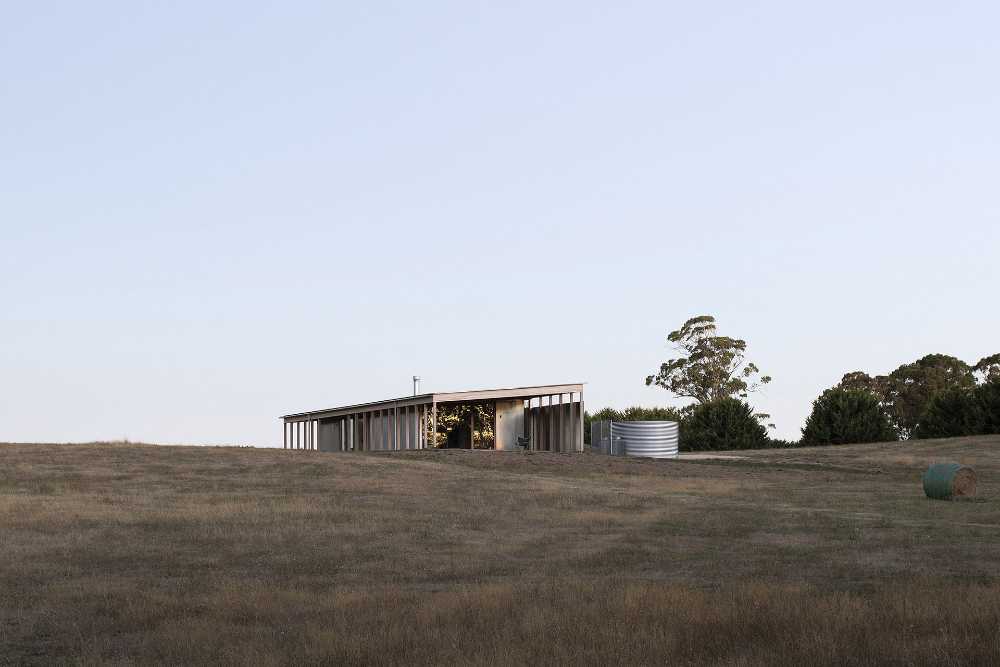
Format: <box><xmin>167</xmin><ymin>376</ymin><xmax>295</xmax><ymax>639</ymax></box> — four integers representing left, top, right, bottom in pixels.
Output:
<box><xmin>585</xmin><ymin>315</ymin><xmax>1000</xmax><ymax>451</ymax></box>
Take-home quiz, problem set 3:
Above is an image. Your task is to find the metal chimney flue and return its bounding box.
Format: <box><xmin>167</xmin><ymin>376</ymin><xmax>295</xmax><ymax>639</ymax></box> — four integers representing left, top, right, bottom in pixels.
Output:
<box><xmin>412</xmin><ymin>376</ymin><xmax>421</xmax><ymax>396</ymax></box>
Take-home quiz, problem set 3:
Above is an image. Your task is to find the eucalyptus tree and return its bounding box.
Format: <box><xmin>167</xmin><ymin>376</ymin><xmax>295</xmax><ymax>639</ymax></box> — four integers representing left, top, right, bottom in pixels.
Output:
<box><xmin>837</xmin><ymin>354</ymin><xmax>977</xmax><ymax>438</ymax></box>
<box><xmin>645</xmin><ymin>315</ymin><xmax>771</xmax><ymax>404</ymax></box>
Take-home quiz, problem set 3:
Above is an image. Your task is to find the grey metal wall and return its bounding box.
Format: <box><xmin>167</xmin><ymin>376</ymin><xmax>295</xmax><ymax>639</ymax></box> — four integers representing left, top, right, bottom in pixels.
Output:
<box><xmin>590</xmin><ymin>421</ymin><xmax>679</xmax><ymax>459</ymax></box>
<box><xmin>524</xmin><ymin>398</ymin><xmax>583</xmax><ymax>452</ymax></box>
<box><xmin>317</xmin><ymin>420</ymin><xmax>341</xmax><ymax>452</ymax></box>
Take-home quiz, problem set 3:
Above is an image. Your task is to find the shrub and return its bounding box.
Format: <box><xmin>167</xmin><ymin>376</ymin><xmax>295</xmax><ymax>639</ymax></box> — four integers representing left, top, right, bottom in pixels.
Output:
<box><xmin>978</xmin><ymin>381</ymin><xmax>1000</xmax><ymax>434</ymax></box>
<box><xmin>764</xmin><ymin>438</ymin><xmax>800</xmax><ymax>448</ymax></box>
<box><xmin>912</xmin><ymin>389</ymin><xmax>984</xmax><ymax>439</ymax></box>
<box><xmin>589</xmin><ymin>407</ymin><xmax>624</xmax><ymax>422</ymax></box>
<box><xmin>583</xmin><ymin>408</ymin><xmax>622</xmax><ymax>444</ymax></box>
<box><xmin>621</xmin><ymin>406</ymin><xmax>687</xmax><ymax>422</ymax></box>
<box><xmin>681</xmin><ymin>398</ymin><xmax>768</xmax><ymax>451</ymax></box>
<box><xmin>800</xmin><ymin>388</ymin><xmax>897</xmax><ymax>446</ymax></box>
<box><xmin>584</xmin><ymin>406</ymin><xmax>686</xmax><ymax>444</ymax></box>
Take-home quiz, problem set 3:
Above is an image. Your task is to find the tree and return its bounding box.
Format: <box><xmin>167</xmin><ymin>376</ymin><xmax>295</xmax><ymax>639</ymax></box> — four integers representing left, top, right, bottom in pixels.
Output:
<box><xmin>882</xmin><ymin>354</ymin><xmax>975</xmax><ymax>437</ymax></box>
<box><xmin>833</xmin><ymin>353</ymin><xmax>999</xmax><ymax>439</ymax></box>
<box><xmin>645</xmin><ymin>315</ymin><xmax>771</xmax><ymax>404</ymax></box>
<box><xmin>912</xmin><ymin>388</ymin><xmax>984</xmax><ymax>440</ymax></box>
<box><xmin>836</xmin><ymin>371</ymin><xmax>887</xmax><ymax>401</ymax></box>
<box><xmin>913</xmin><ymin>380</ymin><xmax>1000</xmax><ymax>439</ymax></box>
<box><xmin>975</xmin><ymin>354</ymin><xmax>1000</xmax><ymax>384</ymax></box>
<box><xmin>681</xmin><ymin>398</ymin><xmax>768</xmax><ymax>451</ymax></box>
<box><xmin>433</xmin><ymin>403</ymin><xmax>494</xmax><ymax>448</ymax></box>
<box><xmin>976</xmin><ymin>380</ymin><xmax>1000</xmax><ymax>435</ymax></box>
<box><xmin>800</xmin><ymin>388</ymin><xmax>897</xmax><ymax>446</ymax></box>
<box><xmin>837</xmin><ymin>355</ymin><xmax>976</xmax><ymax>438</ymax></box>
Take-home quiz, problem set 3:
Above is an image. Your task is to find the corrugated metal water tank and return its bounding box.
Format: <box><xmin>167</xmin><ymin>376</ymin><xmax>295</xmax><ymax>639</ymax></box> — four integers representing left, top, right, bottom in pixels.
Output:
<box><xmin>591</xmin><ymin>421</ymin><xmax>679</xmax><ymax>459</ymax></box>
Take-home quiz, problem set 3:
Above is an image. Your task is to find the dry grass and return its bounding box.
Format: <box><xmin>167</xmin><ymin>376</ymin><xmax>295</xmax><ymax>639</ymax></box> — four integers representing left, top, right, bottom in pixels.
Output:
<box><xmin>2</xmin><ymin>436</ymin><xmax>1000</xmax><ymax>665</ymax></box>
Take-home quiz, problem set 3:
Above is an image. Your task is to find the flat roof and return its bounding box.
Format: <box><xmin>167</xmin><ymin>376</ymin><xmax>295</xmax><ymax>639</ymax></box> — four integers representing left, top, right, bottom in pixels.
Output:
<box><xmin>281</xmin><ymin>383</ymin><xmax>585</xmax><ymax>421</ymax></box>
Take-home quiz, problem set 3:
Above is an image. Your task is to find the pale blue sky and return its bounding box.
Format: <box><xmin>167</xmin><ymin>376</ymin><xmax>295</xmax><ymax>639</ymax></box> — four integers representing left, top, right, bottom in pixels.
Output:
<box><xmin>2</xmin><ymin>2</ymin><xmax>997</xmax><ymax>444</ymax></box>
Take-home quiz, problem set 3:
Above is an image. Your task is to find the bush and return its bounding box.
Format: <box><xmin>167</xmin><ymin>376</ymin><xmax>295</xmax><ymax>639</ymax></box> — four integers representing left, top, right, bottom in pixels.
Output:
<box><xmin>763</xmin><ymin>438</ymin><xmax>800</xmax><ymax>448</ymax></box>
<box><xmin>800</xmin><ymin>388</ymin><xmax>897</xmax><ymax>445</ymax></box>
<box><xmin>620</xmin><ymin>406</ymin><xmax>687</xmax><ymax>422</ymax></box>
<box><xmin>681</xmin><ymin>398</ymin><xmax>769</xmax><ymax>451</ymax></box>
<box><xmin>978</xmin><ymin>381</ymin><xmax>1000</xmax><ymax>434</ymax></box>
<box><xmin>912</xmin><ymin>389</ymin><xmax>984</xmax><ymax>439</ymax></box>
<box><xmin>584</xmin><ymin>406</ymin><xmax>686</xmax><ymax>444</ymax></box>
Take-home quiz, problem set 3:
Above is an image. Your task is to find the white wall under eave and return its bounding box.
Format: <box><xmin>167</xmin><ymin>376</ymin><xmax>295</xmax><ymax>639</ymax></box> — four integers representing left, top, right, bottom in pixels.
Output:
<box><xmin>494</xmin><ymin>399</ymin><xmax>525</xmax><ymax>451</ymax></box>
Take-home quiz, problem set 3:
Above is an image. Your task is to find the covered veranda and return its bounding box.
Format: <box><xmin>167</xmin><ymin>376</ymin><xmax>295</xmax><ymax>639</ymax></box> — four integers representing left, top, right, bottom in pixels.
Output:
<box><xmin>281</xmin><ymin>383</ymin><xmax>584</xmax><ymax>453</ymax></box>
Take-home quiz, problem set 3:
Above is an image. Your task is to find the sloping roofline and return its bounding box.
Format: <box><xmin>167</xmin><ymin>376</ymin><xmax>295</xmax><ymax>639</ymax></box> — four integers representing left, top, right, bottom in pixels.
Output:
<box><xmin>281</xmin><ymin>383</ymin><xmax>585</xmax><ymax>421</ymax></box>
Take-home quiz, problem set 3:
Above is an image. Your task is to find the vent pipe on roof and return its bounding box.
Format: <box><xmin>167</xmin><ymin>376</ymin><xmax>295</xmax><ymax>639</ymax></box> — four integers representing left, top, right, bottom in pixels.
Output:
<box><xmin>413</xmin><ymin>376</ymin><xmax>421</xmax><ymax>396</ymax></box>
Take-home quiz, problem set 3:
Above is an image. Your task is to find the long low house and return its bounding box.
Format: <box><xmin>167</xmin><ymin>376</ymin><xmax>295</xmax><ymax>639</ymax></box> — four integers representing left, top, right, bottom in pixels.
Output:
<box><xmin>281</xmin><ymin>383</ymin><xmax>584</xmax><ymax>453</ymax></box>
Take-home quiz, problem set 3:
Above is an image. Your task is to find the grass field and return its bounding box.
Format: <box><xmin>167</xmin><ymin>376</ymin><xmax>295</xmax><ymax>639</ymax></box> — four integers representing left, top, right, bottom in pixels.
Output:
<box><xmin>2</xmin><ymin>436</ymin><xmax>999</xmax><ymax>665</ymax></box>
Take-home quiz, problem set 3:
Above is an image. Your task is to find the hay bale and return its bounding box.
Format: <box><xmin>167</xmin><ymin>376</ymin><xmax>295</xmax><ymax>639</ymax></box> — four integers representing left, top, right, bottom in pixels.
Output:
<box><xmin>923</xmin><ymin>463</ymin><xmax>977</xmax><ymax>500</ymax></box>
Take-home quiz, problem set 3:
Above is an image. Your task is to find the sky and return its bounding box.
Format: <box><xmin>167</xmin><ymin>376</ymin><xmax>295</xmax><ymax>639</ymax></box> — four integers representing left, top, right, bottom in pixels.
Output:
<box><xmin>2</xmin><ymin>1</ymin><xmax>997</xmax><ymax>445</ymax></box>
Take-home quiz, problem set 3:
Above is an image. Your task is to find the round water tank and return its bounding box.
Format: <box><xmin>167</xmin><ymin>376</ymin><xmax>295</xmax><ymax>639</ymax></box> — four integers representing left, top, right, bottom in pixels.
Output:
<box><xmin>612</xmin><ymin>421</ymin><xmax>679</xmax><ymax>459</ymax></box>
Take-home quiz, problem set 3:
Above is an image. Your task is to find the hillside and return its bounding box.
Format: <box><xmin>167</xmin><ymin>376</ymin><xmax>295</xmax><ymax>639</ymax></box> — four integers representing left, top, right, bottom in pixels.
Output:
<box><xmin>2</xmin><ymin>436</ymin><xmax>999</xmax><ymax>665</ymax></box>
